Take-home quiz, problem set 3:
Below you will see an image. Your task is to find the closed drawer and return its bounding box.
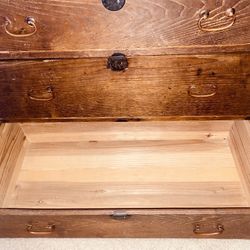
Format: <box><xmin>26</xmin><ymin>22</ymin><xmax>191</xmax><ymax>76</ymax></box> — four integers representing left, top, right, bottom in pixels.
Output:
<box><xmin>0</xmin><ymin>54</ymin><xmax>249</xmax><ymax>120</ymax></box>
<box><xmin>0</xmin><ymin>0</ymin><xmax>249</xmax><ymax>59</ymax></box>
<box><xmin>0</xmin><ymin>209</ymin><xmax>250</xmax><ymax>238</ymax></box>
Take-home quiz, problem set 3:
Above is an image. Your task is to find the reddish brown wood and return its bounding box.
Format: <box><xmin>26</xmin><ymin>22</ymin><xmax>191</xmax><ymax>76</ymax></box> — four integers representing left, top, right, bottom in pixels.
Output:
<box><xmin>0</xmin><ymin>0</ymin><xmax>249</xmax><ymax>59</ymax></box>
<box><xmin>0</xmin><ymin>54</ymin><xmax>249</xmax><ymax>120</ymax></box>
<box><xmin>0</xmin><ymin>209</ymin><xmax>250</xmax><ymax>238</ymax></box>
<box><xmin>0</xmin><ymin>0</ymin><xmax>249</xmax><ymax>240</ymax></box>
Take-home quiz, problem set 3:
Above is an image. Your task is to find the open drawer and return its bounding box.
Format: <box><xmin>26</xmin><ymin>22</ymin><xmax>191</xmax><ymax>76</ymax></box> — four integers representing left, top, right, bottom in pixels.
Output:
<box><xmin>1</xmin><ymin>120</ymin><xmax>250</xmax><ymax>209</ymax></box>
<box><xmin>0</xmin><ymin>120</ymin><xmax>250</xmax><ymax>237</ymax></box>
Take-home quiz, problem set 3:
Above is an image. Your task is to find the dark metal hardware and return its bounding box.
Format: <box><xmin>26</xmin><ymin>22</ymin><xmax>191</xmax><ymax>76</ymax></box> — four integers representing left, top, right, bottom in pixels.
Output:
<box><xmin>107</xmin><ymin>53</ymin><xmax>128</xmax><ymax>71</ymax></box>
<box><xmin>102</xmin><ymin>0</ymin><xmax>126</xmax><ymax>11</ymax></box>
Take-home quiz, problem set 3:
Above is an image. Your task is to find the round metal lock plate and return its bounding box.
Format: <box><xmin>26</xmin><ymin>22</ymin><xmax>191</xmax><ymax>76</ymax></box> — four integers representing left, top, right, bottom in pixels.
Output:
<box><xmin>102</xmin><ymin>0</ymin><xmax>126</xmax><ymax>11</ymax></box>
<box><xmin>107</xmin><ymin>53</ymin><xmax>128</xmax><ymax>71</ymax></box>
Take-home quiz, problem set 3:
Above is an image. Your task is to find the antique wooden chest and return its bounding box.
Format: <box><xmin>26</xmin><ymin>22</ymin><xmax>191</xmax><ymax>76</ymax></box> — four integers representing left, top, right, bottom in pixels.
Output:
<box><xmin>0</xmin><ymin>0</ymin><xmax>250</xmax><ymax>238</ymax></box>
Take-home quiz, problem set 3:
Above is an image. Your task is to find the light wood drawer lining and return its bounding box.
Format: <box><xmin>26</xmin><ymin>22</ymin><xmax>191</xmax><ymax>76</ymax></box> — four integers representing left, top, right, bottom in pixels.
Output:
<box><xmin>1</xmin><ymin>120</ymin><xmax>250</xmax><ymax>209</ymax></box>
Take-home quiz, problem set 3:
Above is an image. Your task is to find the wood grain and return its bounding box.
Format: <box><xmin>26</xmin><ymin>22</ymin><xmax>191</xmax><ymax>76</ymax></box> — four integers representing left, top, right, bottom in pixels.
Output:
<box><xmin>0</xmin><ymin>123</ymin><xmax>26</xmax><ymax>207</ymax></box>
<box><xmin>0</xmin><ymin>121</ymin><xmax>250</xmax><ymax>237</ymax></box>
<box><xmin>1</xmin><ymin>208</ymin><xmax>250</xmax><ymax>238</ymax></box>
<box><xmin>0</xmin><ymin>54</ymin><xmax>249</xmax><ymax>120</ymax></box>
<box><xmin>229</xmin><ymin>121</ymin><xmax>250</xmax><ymax>203</ymax></box>
<box><xmin>9</xmin><ymin>182</ymin><xmax>247</xmax><ymax>209</ymax></box>
<box><xmin>2</xmin><ymin>121</ymin><xmax>247</xmax><ymax>209</ymax></box>
<box><xmin>0</xmin><ymin>0</ymin><xmax>249</xmax><ymax>58</ymax></box>
<box><xmin>20</xmin><ymin>121</ymin><xmax>234</xmax><ymax>143</ymax></box>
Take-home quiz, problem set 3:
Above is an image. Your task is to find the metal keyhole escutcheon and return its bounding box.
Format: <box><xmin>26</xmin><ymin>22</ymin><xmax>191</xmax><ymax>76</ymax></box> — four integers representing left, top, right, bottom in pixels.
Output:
<box><xmin>107</xmin><ymin>53</ymin><xmax>128</xmax><ymax>71</ymax></box>
<box><xmin>102</xmin><ymin>0</ymin><xmax>126</xmax><ymax>11</ymax></box>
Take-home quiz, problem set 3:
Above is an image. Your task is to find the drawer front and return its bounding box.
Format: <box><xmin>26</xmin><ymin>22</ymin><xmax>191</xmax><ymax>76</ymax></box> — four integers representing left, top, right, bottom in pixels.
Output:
<box><xmin>0</xmin><ymin>209</ymin><xmax>250</xmax><ymax>238</ymax></box>
<box><xmin>0</xmin><ymin>0</ymin><xmax>249</xmax><ymax>59</ymax></box>
<box><xmin>0</xmin><ymin>54</ymin><xmax>249</xmax><ymax>120</ymax></box>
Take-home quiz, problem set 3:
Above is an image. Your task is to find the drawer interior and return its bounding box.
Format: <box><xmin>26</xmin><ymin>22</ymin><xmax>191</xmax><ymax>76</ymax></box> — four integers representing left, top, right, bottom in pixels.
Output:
<box><xmin>0</xmin><ymin>121</ymin><xmax>250</xmax><ymax>209</ymax></box>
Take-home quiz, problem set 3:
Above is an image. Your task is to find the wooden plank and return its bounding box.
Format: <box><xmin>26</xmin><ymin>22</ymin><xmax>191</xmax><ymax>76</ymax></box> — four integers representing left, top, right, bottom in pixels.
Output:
<box><xmin>6</xmin><ymin>121</ymin><xmax>247</xmax><ymax>209</ymax></box>
<box><xmin>0</xmin><ymin>0</ymin><xmax>249</xmax><ymax>58</ymax></box>
<box><xmin>20</xmin><ymin>121</ymin><xmax>233</xmax><ymax>143</ymax></box>
<box><xmin>229</xmin><ymin>121</ymin><xmax>250</xmax><ymax>204</ymax></box>
<box><xmin>0</xmin><ymin>123</ymin><xmax>26</xmax><ymax>207</ymax></box>
<box><xmin>8</xmin><ymin>181</ymin><xmax>247</xmax><ymax>209</ymax></box>
<box><xmin>0</xmin><ymin>54</ymin><xmax>249</xmax><ymax>120</ymax></box>
<box><xmin>1</xmin><ymin>121</ymin><xmax>249</xmax><ymax>209</ymax></box>
<box><xmin>2</xmin><ymin>140</ymin><xmax>29</xmax><ymax>208</ymax></box>
<box><xmin>1</xmin><ymin>208</ymin><xmax>250</xmax><ymax>238</ymax></box>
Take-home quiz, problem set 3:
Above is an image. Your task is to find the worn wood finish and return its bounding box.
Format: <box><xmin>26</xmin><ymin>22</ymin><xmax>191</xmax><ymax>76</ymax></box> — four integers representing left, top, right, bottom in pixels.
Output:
<box><xmin>0</xmin><ymin>0</ymin><xmax>249</xmax><ymax>59</ymax></box>
<box><xmin>0</xmin><ymin>208</ymin><xmax>250</xmax><ymax>238</ymax></box>
<box><xmin>0</xmin><ymin>0</ymin><xmax>249</xmax><ymax>239</ymax></box>
<box><xmin>0</xmin><ymin>121</ymin><xmax>248</xmax><ymax>209</ymax></box>
<box><xmin>0</xmin><ymin>54</ymin><xmax>249</xmax><ymax>120</ymax></box>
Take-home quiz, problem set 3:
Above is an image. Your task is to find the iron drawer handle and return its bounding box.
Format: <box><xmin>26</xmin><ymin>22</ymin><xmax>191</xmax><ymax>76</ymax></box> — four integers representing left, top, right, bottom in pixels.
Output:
<box><xmin>4</xmin><ymin>16</ymin><xmax>37</xmax><ymax>37</ymax></box>
<box><xmin>198</xmin><ymin>8</ymin><xmax>236</xmax><ymax>32</ymax></box>
<box><xmin>188</xmin><ymin>84</ymin><xmax>217</xmax><ymax>98</ymax></box>
<box><xmin>28</xmin><ymin>86</ymin><xmax>54</xmax><ymax>101</ymax></box>
<box><xmin>193</xmin><ymin>224</ymin><xmax>224</xmax><ymax>236</ymax></box>
<box><xmin>26</xmin><ymin>223</ymin><xmax>55</xmax><ymax>235</ymax></box>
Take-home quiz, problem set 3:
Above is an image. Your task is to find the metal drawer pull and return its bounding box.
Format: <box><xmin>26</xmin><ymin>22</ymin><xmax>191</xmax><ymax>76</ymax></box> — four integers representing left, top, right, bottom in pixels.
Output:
<box><xmin>111</xmin><ymin>210</ymin><xmax>130</xmax><ymax>220</ymax></box>
<box><xmin>28</xmin><ymin>86</ymin><xmax>54</xmax><ymax>101</ymax></box>
<box><xmin>26</xmin><ymin>223</ymin><xmax>55</xmax><ymax>235</ymax></box>
<box><xmin>4</xmin><ymin>16</ymin><xmax>37</xmax><ymax>37</ymax></box>
<box><xmin>188</xmin><ymin>84</ymin><xmax>217</xmax><ymax>98</ymax></box>
<box><xmin>193</xmin><ymin>224</ymin><xmax>224</xmax><ymax>236</ymax></box>
<box><xmin>198</xmin><ymin>8</ymin><xmax>236</xmax><ymax>32</ymax></box>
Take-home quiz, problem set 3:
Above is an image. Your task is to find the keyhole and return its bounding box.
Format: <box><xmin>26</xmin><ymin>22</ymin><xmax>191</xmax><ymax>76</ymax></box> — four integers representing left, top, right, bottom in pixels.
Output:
<box><xmin>102</xmin><ymin>0</ymin><xmax>126</xmax><ymax>11</ymax></box>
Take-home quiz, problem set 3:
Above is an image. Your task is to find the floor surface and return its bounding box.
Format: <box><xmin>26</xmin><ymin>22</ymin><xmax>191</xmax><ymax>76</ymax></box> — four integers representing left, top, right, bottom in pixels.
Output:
<box><xmin>0</xmin><ymin>239</ymin><xmax>250</xmax><ymax>250</ymax></box>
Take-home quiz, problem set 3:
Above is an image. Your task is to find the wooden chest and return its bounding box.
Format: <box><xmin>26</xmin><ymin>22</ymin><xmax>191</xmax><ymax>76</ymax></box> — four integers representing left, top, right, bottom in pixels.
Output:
<box><xmin>0</xmin><ymin>0</ymin><xmax>250</xmax><ymax>238</ymax></box>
